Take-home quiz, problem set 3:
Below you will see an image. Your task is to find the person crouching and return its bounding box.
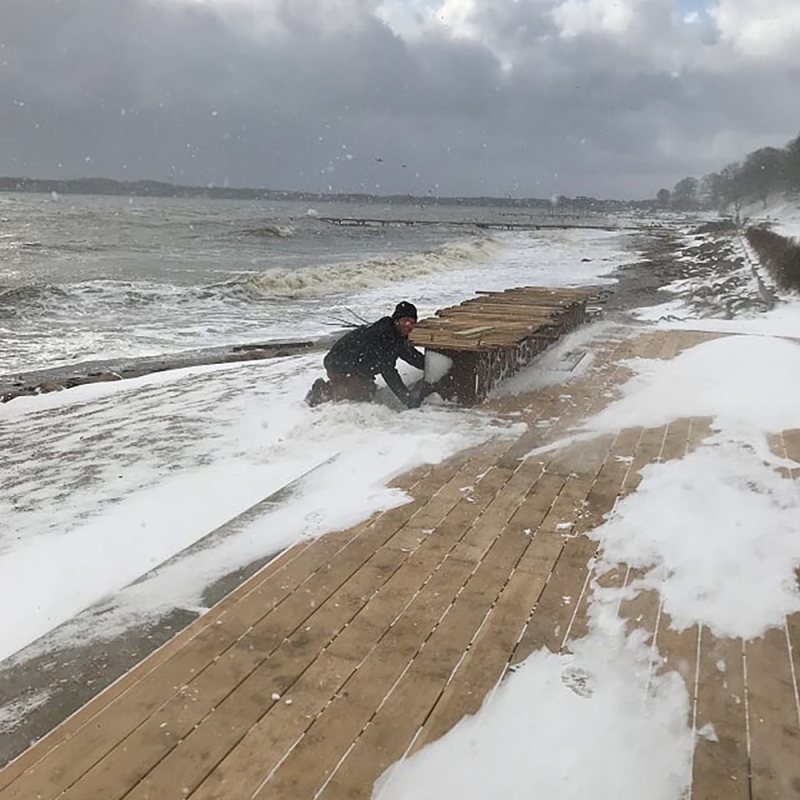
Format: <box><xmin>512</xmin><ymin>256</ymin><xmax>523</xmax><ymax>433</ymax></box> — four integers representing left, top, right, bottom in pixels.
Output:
<box><xmin>306</xmin><ymin>301</ymin><xmax>424</xmax><ymax>408</ymax></box>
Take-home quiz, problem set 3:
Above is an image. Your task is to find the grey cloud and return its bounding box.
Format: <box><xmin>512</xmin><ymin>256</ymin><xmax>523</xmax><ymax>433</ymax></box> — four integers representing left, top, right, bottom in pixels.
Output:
<box><xmin>0</xmin><ymin>0</ymin><xmax>797</xmax><ymax>199</ymax></box>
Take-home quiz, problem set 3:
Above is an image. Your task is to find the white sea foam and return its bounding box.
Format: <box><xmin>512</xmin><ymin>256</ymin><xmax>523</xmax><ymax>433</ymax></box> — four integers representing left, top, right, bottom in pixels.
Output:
<box><xmin>231</xmin><ymin>236</ymin><xmax>505</xmax><ymax>299</ymax></box>
<box><xmin>239</xmin><ymin>223</ymin><xmax>295</xmax><ymax>238</ymax></box>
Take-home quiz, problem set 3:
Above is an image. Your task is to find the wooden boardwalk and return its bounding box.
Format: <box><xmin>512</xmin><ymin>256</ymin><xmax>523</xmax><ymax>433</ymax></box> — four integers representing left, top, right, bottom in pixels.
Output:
<box><xmin>1</xmin><ymin>328</ymin><xmax>799</xmax><ymax>800</ymax></box>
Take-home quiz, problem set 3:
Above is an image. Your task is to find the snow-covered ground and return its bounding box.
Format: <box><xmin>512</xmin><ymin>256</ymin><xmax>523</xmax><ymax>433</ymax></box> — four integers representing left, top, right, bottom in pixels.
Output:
<box><xmin>743</xmin><ymin>193</ymin><xmax>800</xmax><ymax>239</ymax></box>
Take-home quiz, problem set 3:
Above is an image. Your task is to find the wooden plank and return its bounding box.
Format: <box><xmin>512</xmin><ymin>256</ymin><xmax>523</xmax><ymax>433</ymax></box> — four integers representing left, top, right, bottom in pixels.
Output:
<box><xmin>511</xmin><ymin>534</ymin><xmax>599</xmax><ymax>662</ymax></box>
<box><xmin>564</xmin><ymin>427</ymin><xmax>646</xmax><ymax>642</ymax></box>
<box><xmin>410</xmin><ymin>528</ymin><xmax>573</xmax><ymax>751</ymax></box>
<box><xmin>692</xmin><ymin>632</ymin><xmax>749</xmax><ymax>800</ymax></box>
<box><xmin>788</xmin><ymin>611</ymin><xmax>800</xmax><ymax>730</ymax></box>
<box><xmin>781</xmin><ymin>428</ymin><xmax>800</xmax><ymax>464</ymax></box>
<box><xmin>653</xmin><ymin>616</ymin><xmax>699</xmax><ymax>701</ymax></box>
<box><xmin>617</xmin><ymin>568</ymin><xmax>659</xmax><ymax>642</ymax></box>
<box><xmin>612</xmin><ymin>417</ymin><xmax>690</xmax><ymax>644</ymax></box>
<box><xmin>386</xmin><ymin>451</ymin><xmax>512</xmax><ymax>552</ymax></box>
<box><xmin>776</xmin><ymin>428</ymin><xmax>800</xmax><ymax>742</ymax></box>
<box><xmin>452</xmin><ymin>325</ymin><xmax>497</xmax><ymax>337</ymax></box>
<box><xmin>745</xmin><ymin>626</ymin><xmax>800</xmax><ymax>799</ymax></box>
<box><xmin>445</xmin><ymin>466</ymin><xmax>529</xmax><ymax>565</ymax></box>
<box><xmin>539</xmin><ymin>441</ymin><xmax>616</xmax><ymax>538</ymax></box>
<box><xmin>572</xmin><ymin>427</ymin><xmax>643</xmax><ymax>536</ymax></box>
<box><xmin>659</xmin><ymin>417</ymin><xmax>692</xmax><ymax>463</ymax></box>
<box><xmin>687</xmin><ymin>416</ymin><xmax>713</xmax><ymax>454</ymax></box>
<box><xmin>619</xmin><ymin>425</ymin><xmax>667</xmax><ymax>496</ymax></box>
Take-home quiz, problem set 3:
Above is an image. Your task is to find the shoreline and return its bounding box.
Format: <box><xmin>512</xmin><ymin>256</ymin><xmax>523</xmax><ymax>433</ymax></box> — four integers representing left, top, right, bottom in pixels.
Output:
<box><xmin>0</xmin><ymin>338</ymin><xmax>331</xmax><ymax>404</ymax></box>
<box><xmin>0</xmin><ymin>225</ymin><xmax>686</xmax><ymax>406</ymax></box>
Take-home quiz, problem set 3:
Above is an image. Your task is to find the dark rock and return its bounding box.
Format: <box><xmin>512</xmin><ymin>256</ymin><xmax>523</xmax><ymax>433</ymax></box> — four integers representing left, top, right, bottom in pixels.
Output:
<box><xmin>37</xmin><ymin>381</ymin><xmax>64</xmax><ymax>394</ymax></box>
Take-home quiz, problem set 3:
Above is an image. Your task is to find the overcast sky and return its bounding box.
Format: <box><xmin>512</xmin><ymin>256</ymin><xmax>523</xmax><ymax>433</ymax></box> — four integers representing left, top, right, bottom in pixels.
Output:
<box><xmin>0</xmin><ymin>0</ymin><xmax>798</xmax><ymax>199</ymax></box>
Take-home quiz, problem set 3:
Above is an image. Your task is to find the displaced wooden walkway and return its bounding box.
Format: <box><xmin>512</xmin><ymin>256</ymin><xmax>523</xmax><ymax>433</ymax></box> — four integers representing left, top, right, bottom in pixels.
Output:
<box><xmin>1</xmin><ymin>328</ymin><xmax>799</xmax><ymax>800</ymax></box>
<box><xmin>410</xmin><ymin>286</ymin><xmax>597</xmax><ymax>405</ymax></box>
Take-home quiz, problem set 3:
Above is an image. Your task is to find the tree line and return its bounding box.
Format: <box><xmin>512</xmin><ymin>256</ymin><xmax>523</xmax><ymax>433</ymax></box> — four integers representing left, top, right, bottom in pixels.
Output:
<box><xmin>656</xmin><ymin>130</ymin><xmax>800</xmax><ymax>213</ymax></box>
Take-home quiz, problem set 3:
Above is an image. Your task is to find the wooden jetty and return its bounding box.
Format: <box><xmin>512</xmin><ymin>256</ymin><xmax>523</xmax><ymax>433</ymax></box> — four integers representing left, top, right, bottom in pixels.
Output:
<box><xmin>317</xmin><ymin>216</ymin><xmax>620</xmax><ymax>231</ymax></box>
<box><xmin>410</xmin><ymin>286</ymin><xmax>597</xmax><ymax>405</ymax></box>
<box><xmin>1</xmin><ymin>329</ymin><xmax>798</xmax><ymax>800</ymax></box>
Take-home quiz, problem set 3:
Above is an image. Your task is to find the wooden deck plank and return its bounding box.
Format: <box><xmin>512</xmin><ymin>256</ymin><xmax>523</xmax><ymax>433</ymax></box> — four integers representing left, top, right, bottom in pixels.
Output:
<box><xmin>572</xmin><ymin>427</ymin><xmax>644</xmax><ymax>536</ymax></box>
<box><xmin>561</xmin><ymin>427</ymin><xmax>645</xmax><ymax>642</ymax></box>
<box><xmin>511</xmin><ymin>534</ymin><xmax>599</xmax><ymax>663</ymax></box>
<box><xmin>627</xmin><ymin>414</ymin><xmax>696</xmax><ymax>692</ymax></box>
<box><xmin>616</xmin><ymin>424</ymin><xmax>667</xmax><ymax>496</ymax></box>
<box><xmin>653</xmin><ymin>617</ymin><xmax>700</xmax><ymax>705</ymax></box>
<box><xmin>745</xmin><ymin>626</ymin><xmax>800</xmax><ymax>799</ymax></box>
<box><xmin>506</xmin><ymin>413</ymin><xmax>627</xmax><ymax>661</ymax></box>
<box><xmin>692</xmin><ymin>632</ymin><xmax>749</xmax><ymax>800</ymax></box>
<box><xmin>659</xmin><ymin>417</ymin><xmax>692</xmax><ymax>464</ymax></box>
<box><xmin>687</xmin><ymin>416</ymin><xmax>713</xmax><ymax>454</ymax></box>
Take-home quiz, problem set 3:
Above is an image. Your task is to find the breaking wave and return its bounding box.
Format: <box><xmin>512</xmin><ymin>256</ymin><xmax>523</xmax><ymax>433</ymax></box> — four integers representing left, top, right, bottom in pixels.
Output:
<box><xmin>0</xmin><ymin>280</ymin><xmax>188</xmax><ymax>319</ymax></box>
<box><xmin>0</xmin><ymin>284</ymin><xmax>70</xmax><ymax>316</ymax></box>
<box><xmin>223</xmin><ymin>235</ymin><xmax>505</xmax><ymax>299</ymax></box>
<box><xmin>0</xmin><ymin>235</ymin><xmax>506</xmax><ymax>320</ymax></box>
<box><xmin>237</xmin><ymin>223</ymin><xmax>295</xmax><ymax>238</ymax></box>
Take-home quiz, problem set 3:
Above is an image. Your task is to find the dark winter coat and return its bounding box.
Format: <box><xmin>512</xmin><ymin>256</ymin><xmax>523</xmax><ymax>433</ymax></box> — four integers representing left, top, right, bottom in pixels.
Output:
<box><xmin>323</xmin><ymin>316</ymin><xmax>425</xmax><ymax>403</ymax></box>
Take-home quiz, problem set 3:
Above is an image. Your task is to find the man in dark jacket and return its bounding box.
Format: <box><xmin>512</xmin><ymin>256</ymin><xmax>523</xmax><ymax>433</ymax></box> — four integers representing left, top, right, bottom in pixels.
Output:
<box><xmin>306</xmin><ymin>301</ymin><xmax>425</xmax><ymax>408</ymax></box>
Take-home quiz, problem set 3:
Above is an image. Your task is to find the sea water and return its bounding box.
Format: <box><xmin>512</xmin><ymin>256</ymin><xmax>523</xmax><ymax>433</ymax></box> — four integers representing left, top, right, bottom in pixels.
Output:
<box><xmin>0</xmin><ymin>192</ymin><xmax>628</xmax><ymax>374</ymax></box>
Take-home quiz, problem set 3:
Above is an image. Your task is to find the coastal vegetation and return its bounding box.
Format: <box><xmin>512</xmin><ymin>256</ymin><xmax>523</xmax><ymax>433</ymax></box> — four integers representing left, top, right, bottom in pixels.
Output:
<box><xmin>658</xmin><ymin>128</ymin><xmax>800</xmax><ymax>213</ymax></box>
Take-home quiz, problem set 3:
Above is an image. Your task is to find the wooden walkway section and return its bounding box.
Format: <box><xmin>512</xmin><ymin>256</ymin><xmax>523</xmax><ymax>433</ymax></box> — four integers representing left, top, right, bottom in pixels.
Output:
<box><xmin>410</xmin><ymin>286</ymin><xmax>597</xmax><ymax>405</ymax></box>
<box><xmin>1</xmin><ymin>328</ymin><xmax>799</xmax><ymax>800</ymax></box>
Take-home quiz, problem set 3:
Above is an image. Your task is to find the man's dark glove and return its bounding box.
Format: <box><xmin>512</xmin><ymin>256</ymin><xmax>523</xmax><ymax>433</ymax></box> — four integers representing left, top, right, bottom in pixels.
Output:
<box><xmin>406</xmin><ymin>380</ymin><xmax>434</xmax><ymax>409</ymax></box>
<box><xmin>406</xmin><ymin>391</ymin><xmax>422</xmax><ymax>409</ymax></box>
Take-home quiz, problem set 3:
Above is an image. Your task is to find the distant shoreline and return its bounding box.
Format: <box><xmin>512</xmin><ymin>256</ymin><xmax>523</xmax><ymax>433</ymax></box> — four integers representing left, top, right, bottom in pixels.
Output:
<box><xmin>0</xmin><ymin>176</ymin><xmax>656</xmax><ymax>212</ymax></box>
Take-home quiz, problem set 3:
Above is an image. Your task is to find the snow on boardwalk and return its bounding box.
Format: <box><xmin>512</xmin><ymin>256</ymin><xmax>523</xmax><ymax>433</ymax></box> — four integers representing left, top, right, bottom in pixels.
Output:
<box><xmin>1</xmin><ymin>328</ymin><xmax>799</xmax><ymax>800</ymax></box>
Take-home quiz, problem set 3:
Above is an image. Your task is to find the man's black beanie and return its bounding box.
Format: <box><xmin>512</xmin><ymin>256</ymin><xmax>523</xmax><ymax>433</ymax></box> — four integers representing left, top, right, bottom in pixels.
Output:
<box><xmin>392</xmin><ymin>301</ymin><xmax>418</xmax><ymax>321</ymax></box>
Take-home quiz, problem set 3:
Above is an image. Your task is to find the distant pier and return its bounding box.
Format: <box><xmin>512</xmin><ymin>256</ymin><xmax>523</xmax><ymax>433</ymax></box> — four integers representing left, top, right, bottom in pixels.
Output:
<box><xmin>316</xmin><ymin>216</ymin><xmax>625</xmax><ymax>231</ymax></box>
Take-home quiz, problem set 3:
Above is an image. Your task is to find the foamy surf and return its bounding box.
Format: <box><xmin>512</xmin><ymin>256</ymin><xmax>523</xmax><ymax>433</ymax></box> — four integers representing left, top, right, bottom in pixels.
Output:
<box><xmin>226</xmin><ymin>235</ymin><xmax>505</xmax><ymax>299</ymax></box>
